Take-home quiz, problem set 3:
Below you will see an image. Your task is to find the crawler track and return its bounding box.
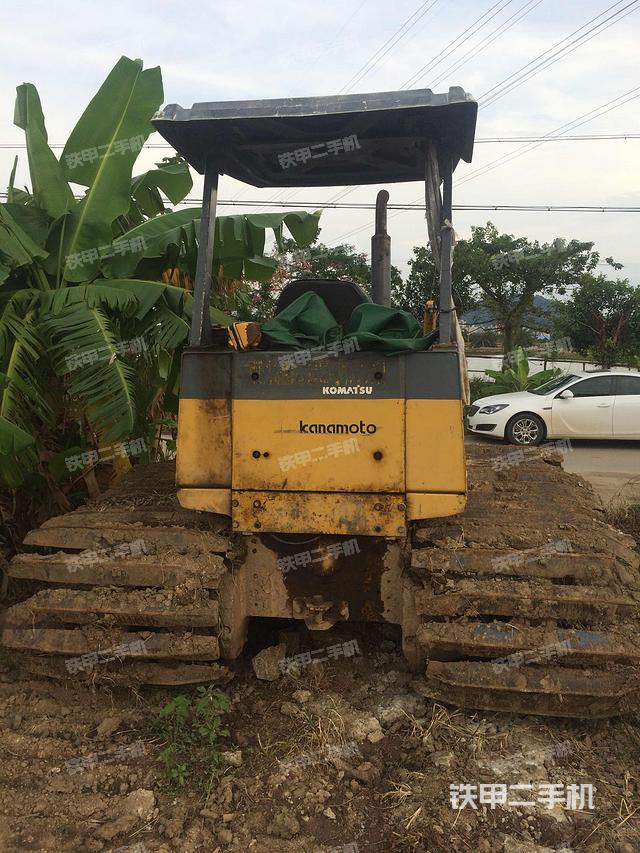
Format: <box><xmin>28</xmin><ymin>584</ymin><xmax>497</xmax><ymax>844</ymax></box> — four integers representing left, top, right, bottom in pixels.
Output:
<box><xmin>3</xmin><ymin>444</ymin><xmax>640</xmax><ymax>715</ymax></box>
<box><xmin>411</xmin><ymin>443</ymin><xmax>640</xmax><ymax>717</ymax></box>
<box><xmin>1</xmin><ymin>464</ymin><xmax>232</xmax><ymax>686</ymax></box>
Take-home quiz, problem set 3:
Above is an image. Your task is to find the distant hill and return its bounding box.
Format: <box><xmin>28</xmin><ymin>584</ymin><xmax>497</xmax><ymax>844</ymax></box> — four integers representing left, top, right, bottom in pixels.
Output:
<box><xmin>460</xmin><ymin>295</ymin><xmax>553</xmax><ymax>335</ymax></box>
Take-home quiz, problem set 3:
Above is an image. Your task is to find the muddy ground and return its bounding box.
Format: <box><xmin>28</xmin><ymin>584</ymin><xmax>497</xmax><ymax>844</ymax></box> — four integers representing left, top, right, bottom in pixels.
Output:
<box><xmin>0</xmin><ymin>613</ymin><xmax>639</xmax><ymax>853</ymax></box>
<box><xmin>1</xmin><ymin>481</ymin><xmax>639</xmax><ymax>853</ymax></box>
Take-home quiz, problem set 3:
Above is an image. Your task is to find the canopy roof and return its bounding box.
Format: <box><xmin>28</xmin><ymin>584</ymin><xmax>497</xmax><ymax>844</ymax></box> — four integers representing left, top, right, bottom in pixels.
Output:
<box><xmin>152</xmin><ymin>87</ymin><xmax>477</xmax><ymax>187</ymax></box>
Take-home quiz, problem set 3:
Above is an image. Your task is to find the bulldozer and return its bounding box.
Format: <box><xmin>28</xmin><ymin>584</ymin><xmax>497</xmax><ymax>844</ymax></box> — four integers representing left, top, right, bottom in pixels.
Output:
<box><xmin>3</xmin><ymin>88</ymin><xmax>640</xmax><ymax>717</ymax></box>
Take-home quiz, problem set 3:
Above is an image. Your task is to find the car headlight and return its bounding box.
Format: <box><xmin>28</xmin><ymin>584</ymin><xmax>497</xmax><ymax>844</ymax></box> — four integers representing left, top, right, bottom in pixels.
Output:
<box><xmin>478</xmin><ymin>403</ymin><xmax>510</xmax><ymax>414</ymax></box>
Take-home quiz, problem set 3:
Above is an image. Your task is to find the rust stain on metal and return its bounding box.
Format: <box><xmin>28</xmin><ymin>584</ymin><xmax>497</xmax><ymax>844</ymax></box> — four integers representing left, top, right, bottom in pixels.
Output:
<box><xmin>261</xmin><ymin>534</ymin><xmax>389</xmax><ymax>622</ymax></box>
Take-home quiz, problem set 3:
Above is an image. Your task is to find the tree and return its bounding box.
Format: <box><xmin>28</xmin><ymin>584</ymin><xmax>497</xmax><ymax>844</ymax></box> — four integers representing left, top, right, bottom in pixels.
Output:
<box><xmin>453</xmin><ymin>222</ymin><xmax>600</xmax><ymax>356</ymax></box>
<box><xmin>391</xmin><ymin>245</ymin><xmax>476</xmax><ymax>320</ymax></box>
<box><xmin>284</xmin><ymin>239</ymin><xmax>371</xmax><ymax>282</ymax></box>
<box><xmin>0</xmin><ymin>56</ymin><xmax>321</xmax><ymax>492</ymax></box>
<box><xmin>467</xmin><ymin>328</ymin><xmax>497</xmax><ymax>348</ymax></box>
<box><xmin>553</xmin><ymin>274</ymin><xmax>640</xmax><ymax>368</ymax></box>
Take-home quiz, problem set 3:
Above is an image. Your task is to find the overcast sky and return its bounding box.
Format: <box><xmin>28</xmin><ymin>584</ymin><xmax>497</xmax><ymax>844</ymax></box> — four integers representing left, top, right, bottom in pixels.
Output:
<box><xmin>1</xmin><ymin>0</ymin><xmax>638</xmax><ymax>280</ymax></box>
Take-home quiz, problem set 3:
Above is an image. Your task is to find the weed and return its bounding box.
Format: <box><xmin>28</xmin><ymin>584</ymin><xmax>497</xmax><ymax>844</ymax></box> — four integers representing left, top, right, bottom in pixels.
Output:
<box><xmin>150</xmin><ymin>685</ymin><xmax>230</xmax><ymax>792</ymax></box>
<box><xmin>607</xmin><ymin>503</ymin><xmax>640</xmax><ymax>546</ymax></box>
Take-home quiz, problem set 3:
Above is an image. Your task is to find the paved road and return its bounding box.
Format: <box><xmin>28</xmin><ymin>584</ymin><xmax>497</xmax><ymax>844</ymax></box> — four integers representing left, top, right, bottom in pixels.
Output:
<box><xmin>561</xmin><ymin>440</ymin><xmax>640</xmax><ymax>507</ymax></box>
<box><xmin>467</xmin><ymin>435</ymin><xmax>640</xmax><ymax>507</ymax></box>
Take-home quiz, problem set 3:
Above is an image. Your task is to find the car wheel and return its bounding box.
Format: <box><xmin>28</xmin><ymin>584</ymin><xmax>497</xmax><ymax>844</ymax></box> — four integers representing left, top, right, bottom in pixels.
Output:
<box><xmin>505</xmin><ymin>413</ymin><xmax>545</xmax><ymax>446</ymax></box>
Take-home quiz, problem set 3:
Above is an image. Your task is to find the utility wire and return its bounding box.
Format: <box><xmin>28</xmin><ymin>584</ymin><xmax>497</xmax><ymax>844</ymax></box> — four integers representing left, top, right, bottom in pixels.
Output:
<box><xmin>194</xmin><ymin>202</ymin><xmax>640</xmax><ymax>211</ymax></box>
<box><xmin>429</xmin><ymin>0</ymin><xmax>545</xmax><ymax>90</ymax></box>
<box><xmin>476</xmin><ymin>133</ymin><xmax>640</xmax><ymax>141</ymax></box>
<box><xmin>480</xmin><ymin>0</ymin><xmax>637</xmax><ymax>102</ymax></box>
<box><xmin>331</xmin><ymin>83</ymin><xmax>640</xmax><ymax>243</ymax></box>
<box><xmin>323</xmin><ymin>0</ymin><xmax>538</xmax><ymax>206</ymax></box>
<box><xmin>228</xmin><ymin>0</ymin><xmax>370</xmax><ymax>205</ymax></box>
<box><xmin>2</xmin><ymin>133</ymin><xmax>639</xmax><ymax>150</ymax></box>
<box><xmin>0</xmin><ymin>190</ymin><xmax>634</xmax><ymax>212</ymax></box>
<box><xmin>246</xmin><ymin>2</ymin><xmax>640</xmax><ymax>239</ymax></box>
<box><xmin>259</xmin><ymin>0</ymin><xmax>518</xmax><ymax>209</ymax></box>
<box><xmin>457</xmin><ymin>86</ymin><xmax>640</xmax><ymax>185</ymax></box>
<box><xmin>480</xmin><ymin>0</ymin><xmax>640</xmax><ymax>108</ymax></box>
<box><xmin>255</xmin><ymin>0</ymin><xmax>442</xmax><ymax>210</ymax></box>
<box><xmin>339</xmin><ymin>0</ymin><xmax>441</xmax><ymax>94</ymax></box>
<box><xmin>327</xmin><ymin>1</ymin><xmax>636</xmax><ymax>208</ymax></box>
<box><xmin>402</xmin><ymin>0</ymin><xmax>517</xmax><ymax>88</ymax></box>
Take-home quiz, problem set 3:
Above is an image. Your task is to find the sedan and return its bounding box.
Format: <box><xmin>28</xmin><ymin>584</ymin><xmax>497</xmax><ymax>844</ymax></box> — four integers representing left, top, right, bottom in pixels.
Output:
<box><xmin>467</xmin><ymin>371</ymin><xmax>640</xmax><ymax>445</ymax></box>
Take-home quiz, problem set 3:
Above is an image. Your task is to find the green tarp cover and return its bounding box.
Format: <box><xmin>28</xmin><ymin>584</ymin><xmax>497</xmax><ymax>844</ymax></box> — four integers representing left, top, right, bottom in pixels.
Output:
<box><xmin>261</xmin><ymin>291</ymin><xmax>438</xmax><ymax>353</ymax></box>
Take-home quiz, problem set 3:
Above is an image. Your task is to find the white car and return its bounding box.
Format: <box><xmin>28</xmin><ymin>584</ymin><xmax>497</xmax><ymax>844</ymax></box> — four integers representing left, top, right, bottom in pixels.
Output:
<box><xmin>467</xmin><ymin>370</ymin><xmax>640</xmax><ymax>445</ymax></box>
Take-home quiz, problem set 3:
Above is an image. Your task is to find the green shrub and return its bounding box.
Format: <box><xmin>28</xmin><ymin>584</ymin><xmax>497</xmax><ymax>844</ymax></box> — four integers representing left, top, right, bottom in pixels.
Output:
<box><xmin>151</xmin><ymin>686</ymin><xmax>230</xmax><ymax>793</ymax></box>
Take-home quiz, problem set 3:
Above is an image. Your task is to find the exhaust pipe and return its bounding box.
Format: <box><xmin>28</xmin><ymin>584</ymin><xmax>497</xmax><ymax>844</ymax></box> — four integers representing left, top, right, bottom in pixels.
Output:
<box><xmin>371</xmin><ymin>189</ymin><xmax>391</xmax><ymax>306</ymax></box>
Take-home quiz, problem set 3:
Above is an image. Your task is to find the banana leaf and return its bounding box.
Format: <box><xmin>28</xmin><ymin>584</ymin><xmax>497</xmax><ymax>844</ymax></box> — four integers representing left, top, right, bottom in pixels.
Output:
<box><xmin>129</xmin><ymin>157</ymin><xmax>193</xmax><ymax>221</ymax></box>
<box><xmin>58</xmin><ymin>57</ymin><xmax>163</xmax><ymax>283</ymax></box>
<box><xmin>41</xmin><ymin>284</ymin><xmax>139</xmax><ymax>316</ymax></box>
<box><xmin>13</xmin><ymin>84</ymin><xmax>74</xmax><ymax>219</ymax></box>
<box><xmin>485</xmin><ymin>346</ymin><xmax>561</xmax><ymax>392</ymax></box>
<box><xmin>0</xmin><ymin>203</ymin><xmax>49</xmax><ymax>273</ymax></box>
<box><xmin>45</xmin><ymin>305</ymin><xmax>136</xmax><ymax>441</ymax></box>
<box><xmin>2</xmin><ymin>202</ymin><xmax>50</xmax><ymax>248</ymax></box>
<box><xmin>0</xmin><ymin>416</ymin><xmax>35</xmax><ymax>454</ymax></box>
<box><xmin>103</xmin><ymin>208</ymin><xmax>322</xmax><ymax>281</ymax></box>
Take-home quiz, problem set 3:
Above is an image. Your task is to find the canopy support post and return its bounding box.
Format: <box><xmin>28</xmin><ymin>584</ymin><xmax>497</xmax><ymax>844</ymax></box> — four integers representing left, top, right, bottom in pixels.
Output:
<box><xmin>189</xmin><ymin>161</ymin><xmax>219</xmax><ymax>347</ymax></box>
<box><xmin>438</xmin><ymin>156</ymin><xmax>453</xmax><ymax>345</ymax></box>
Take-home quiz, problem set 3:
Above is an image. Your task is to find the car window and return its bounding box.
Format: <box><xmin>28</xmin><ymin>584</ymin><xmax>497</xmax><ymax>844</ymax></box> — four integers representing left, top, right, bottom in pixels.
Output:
<box><xmin>568</xmin><ymin>376</ymin><xmax>614</xmax><ymax>397</ymax></box>
<box><xmin>531</xmin><ymin>374</ymin><xmax>580</xmax><ymax>395</ymax></box>
<box><xmin>616</xmin><ymin>375</ymin><xmax>640</xmax><ymax>395</ymax></box>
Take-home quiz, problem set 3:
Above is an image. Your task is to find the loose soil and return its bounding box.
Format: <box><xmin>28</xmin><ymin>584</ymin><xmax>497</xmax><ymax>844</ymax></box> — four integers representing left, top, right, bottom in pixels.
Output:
<box><xmin>0</xmin><ymin>619</ymin><xmax>639</xmax><ymax>853</ymax></box>
<box><xmin>1</xmin><ymin>457</ymin><xmax>639</xmax><ymax>852</ymax></box>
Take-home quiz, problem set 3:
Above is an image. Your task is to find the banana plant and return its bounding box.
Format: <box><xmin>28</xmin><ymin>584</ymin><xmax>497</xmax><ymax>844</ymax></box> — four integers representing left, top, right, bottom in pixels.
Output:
<box><xmin>0</xmin><ymin>56</ymin><xmax>321</xmax><ymax>490</ymax></box>
<box><xmin>484</xmin><ymin>346</ymin><xmax>561</xmax><ymax>393</ymax></box>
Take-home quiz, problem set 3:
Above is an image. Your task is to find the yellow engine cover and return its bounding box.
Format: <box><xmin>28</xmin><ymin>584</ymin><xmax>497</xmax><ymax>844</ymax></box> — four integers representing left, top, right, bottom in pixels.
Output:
<box><xmin>176</xmin><ymin>348</ymin><xmax>466</xmax><ymax>535</ymax></box>
<box><xmin>232</xmin><ymin>398</ymin><xmax>404</xmax><ymax>492</ymax></box>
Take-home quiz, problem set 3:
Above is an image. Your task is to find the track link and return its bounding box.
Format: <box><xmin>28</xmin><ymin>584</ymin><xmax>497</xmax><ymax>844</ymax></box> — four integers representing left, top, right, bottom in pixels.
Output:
<box><xmin>410</xmin><ymin>441</ymin><xmax>640</xmax><ymax>717</ymax></box>
<box><xmin>1</xmin><ymin>463</ymin><xmax>233</xmax><ymax>686</ymax></box>
<box><xmin>3</xmin><ymin>444</ymin><xmax>640</xmax><ymax>717</ymax></box>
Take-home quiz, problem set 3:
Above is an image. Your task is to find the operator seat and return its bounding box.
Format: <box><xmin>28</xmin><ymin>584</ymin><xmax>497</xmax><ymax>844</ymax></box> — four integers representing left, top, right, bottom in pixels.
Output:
<box><xmin>275</xmin><ymin>278</ymin><xmax>371</xmax><ymax>327</ymax></box>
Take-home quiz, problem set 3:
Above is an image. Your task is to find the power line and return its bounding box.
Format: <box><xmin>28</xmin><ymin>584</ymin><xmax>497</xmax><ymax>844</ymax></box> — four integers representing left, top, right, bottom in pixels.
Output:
<box><xmin>328</xmin><ymin>91</ymin><xmax>640</xmax><ymax>240</ymax></box>
<box><xmin>4</xmin><ymin>129</ymin><xmax>636</xmax><ymax>223</ymax></box>
<box><xmin>332</xmin><ymin>0</ymin><xmax>370</xmax><ymax>40</ymax></box>
<box><xmin>328</xmin><ymin>2</ymin><xmax>638</xmax><ymax>209</ymax></box>
<box><xmin>480</xmin><ymin>0</ymin><xmax>640</xmax><ymax>108</ymax></box>
<box><xmin>331</xmin><ymin>81</ymin><xmax>640</xmax><ymax>243</ymax></box>
<box><xmin>5</xmin><ymin>6</ymin><xmax>637</xmax><ymax>222</ymax></box>
<box><xmin>322</xmin><ymin>0</ymin><xmax>538</xmax><ymax>206</ymax></box>
<box><xmin>323</xmin><ymin>0</ymin><xmax>521</xmax><ymax>204</ymax></box>
<box><xmin>475</xmin><ymin>133</ymin><xmax>640</xmax><ymax>141</ymax></box>
<box><xmin>457</xmin><ymin>86</ymin><xmax>640</xmax><ymax>186</ymax></box>
<box><xmin>329</xmin><ymin>86</ymin><xmax>640</xmax><ymax>220</ymax></box>
<box><xmin>429</xmin><ymin>0</ymin><xmax>545</xmax><ymax>90</ymax></box>
<box><xmin>212</xmin><ymin>202</ymin><xmax>640</xmax><ymax>211</ymax></box>
<box><xmin>338</xmin><ymin>0</ymin><xmax>441</xmax><ymax>94</ymax></box>
<box><xmin>402</xmin><ymin>0</ymin><xmax>517</xmax><ymax>88</ymax></box>
<box><xmin>1</xmin><ymin>190</ymin><xmax>635</xmax><ymax>212</ymax></box>
<box><xmin>480</xmin><ymin>0</ymin><xmax>630</xmax><ymax>100</ymax></box>
<box><xmin>259</xmin><ymin>3</ymin><xmax>629</xmax><ymax>213</ymax></box>
<box><xmin>1</xmin><ymin>132</ymin><xmax>639</xmax><ymax>151</ymax></box>
<box><xmin>254</xmin><ymin>0</ymin><xmax>442</xmax><ymax>211</ymax></box>
<box><xmin>261</xmin><ymin>1</ymin><xmax>525</xmax><ymax>209</ymax></box>
<box><xmin>256</xmin><ymin>0</ymin><xmax>441</xmax><ymax>211</ymax></box>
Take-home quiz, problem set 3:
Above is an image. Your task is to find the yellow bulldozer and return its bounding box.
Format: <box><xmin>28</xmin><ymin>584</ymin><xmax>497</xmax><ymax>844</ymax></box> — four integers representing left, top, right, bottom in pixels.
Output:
<box><xmin>3</xmin><ymin>88</ymin><xmax>639</xmax><ymax>717</ymax></box>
